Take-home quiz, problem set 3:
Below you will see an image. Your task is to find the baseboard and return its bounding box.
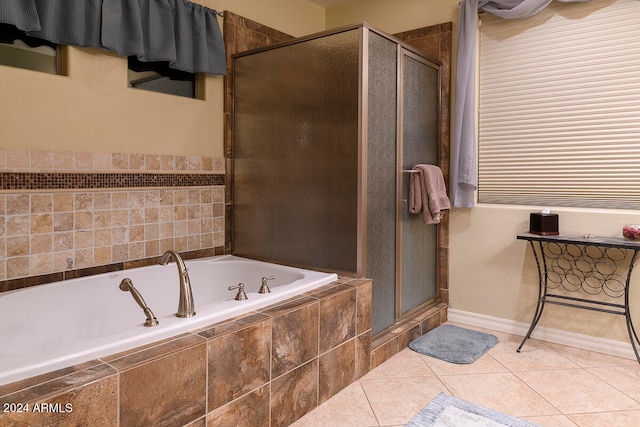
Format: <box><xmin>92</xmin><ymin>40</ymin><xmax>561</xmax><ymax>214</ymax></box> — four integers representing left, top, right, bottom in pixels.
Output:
<box><xmin>447</xmin><ymin>309</ymin><xmax>636</xmax><ymax>361</ymax></box>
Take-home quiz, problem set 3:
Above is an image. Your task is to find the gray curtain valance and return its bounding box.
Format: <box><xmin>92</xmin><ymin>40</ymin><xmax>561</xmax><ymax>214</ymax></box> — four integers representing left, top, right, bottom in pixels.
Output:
<box><xmin>0</xmin><ymin>0</ymin><xmax>225</xmax><ymax>75</ymax></box>
<box><xmin>452</xmin><ymin>0</ymin><xmax>588</xmax><ymax>207</ymax></box>
<box><xmin>0</xmin><ymin>0</ymin><xmax>42</xmax><ymax>32</ymax></box>
<box><xmin>102</xmin><ymin>0</ymin><xmax>225</xmax><ymax>74</ymax></box>
<box><xmin>0</xmin><ymin>0</ymin><xmax>102</xmax><ymax>46</ymax></box>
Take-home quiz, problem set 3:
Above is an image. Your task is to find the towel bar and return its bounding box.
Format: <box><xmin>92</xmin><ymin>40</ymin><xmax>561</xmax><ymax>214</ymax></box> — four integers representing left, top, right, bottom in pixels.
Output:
<box><xmin>402</xmin><ymin>169</ymin><xmax>418</xmax><ymax>173</ymax></box>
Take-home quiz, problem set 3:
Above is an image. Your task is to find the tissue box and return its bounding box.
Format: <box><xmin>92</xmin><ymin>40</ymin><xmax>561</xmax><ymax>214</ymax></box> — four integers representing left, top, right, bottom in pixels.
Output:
<box><xmin>529</xmin><ymin>212</ymin><xmax>559</xmax><ymax>235</ymax></box>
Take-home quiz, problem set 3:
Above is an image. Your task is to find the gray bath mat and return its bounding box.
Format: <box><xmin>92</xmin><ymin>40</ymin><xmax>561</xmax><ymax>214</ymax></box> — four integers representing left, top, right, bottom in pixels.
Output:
<box><xmin>409</xmin><ymin>324</ymin><xmax>498</xmax><ymax>364</ymax></box>
<box><xmin>406</xmin><ymin>392</ymin><xmax>540</xmax><ymax>426</ymax></box>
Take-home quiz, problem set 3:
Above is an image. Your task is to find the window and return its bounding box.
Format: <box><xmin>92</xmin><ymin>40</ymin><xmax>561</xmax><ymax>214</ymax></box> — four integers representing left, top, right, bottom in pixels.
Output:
<box><xmin>478</xmin><ymin>0</ymin><xmax>640</xmax><ymax>210</ymax></box>
<box><xmin>0</xmin><ymin>24</ymin><xmax>62</xmax><ymax>74</ymax></box>
<box><xmin>128</xmin><ymin>56</ymin><xmax>201</xmax><ymax>99</ymax></box>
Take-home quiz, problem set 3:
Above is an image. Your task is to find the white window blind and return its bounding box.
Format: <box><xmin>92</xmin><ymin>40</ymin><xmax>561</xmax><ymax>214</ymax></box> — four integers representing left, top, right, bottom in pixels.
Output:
<box><xmin>478</xmin><ymin>0</ymin><xmax>640</xmax><ymax>209</ymax></box>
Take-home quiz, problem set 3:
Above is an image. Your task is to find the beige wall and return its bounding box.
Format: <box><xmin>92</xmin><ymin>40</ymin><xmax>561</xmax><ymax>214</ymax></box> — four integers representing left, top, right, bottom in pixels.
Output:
<box><xmin>451</xmin><ymin>205</ymin><xmax>640</xmax><ymax>344</ymax></box>
<box><xmin>328</xmin><ymin>0</ymin><xmax>639</xmax><ymax>348</ymax></box>
<box><xmin>0</xmin><ymin>0</ymin><xmax>325</xmax><ymax>159</ymax></box>
<box><xmin>326</xmin><ymin>0</ymin><xmax>458</xmax><ymax>34</ymax></box>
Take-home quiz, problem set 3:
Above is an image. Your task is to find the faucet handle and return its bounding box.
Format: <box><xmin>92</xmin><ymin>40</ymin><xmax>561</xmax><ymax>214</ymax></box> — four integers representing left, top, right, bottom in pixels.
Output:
<box><xmin>259</xmin><ymin>276</ymin><xmax>275</xmax><ymax>294</ymax></box>
<box><xmin>229</xmin><ymin>283</ymin><xmax>248</xmax><ymax>301</ymax></box>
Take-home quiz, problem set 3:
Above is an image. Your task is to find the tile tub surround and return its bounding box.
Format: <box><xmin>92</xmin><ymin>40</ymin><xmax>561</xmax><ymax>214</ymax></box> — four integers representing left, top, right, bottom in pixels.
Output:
<box><xmin>371</xmin><ymin>303</ymin><xmax>448</xmax><ymax>370</ymax></box>
<box><xmin>0</xmin><ymin>148</ymin><xmax>225</xmax><ymax>287</ymax></box>
<box><xmin>0</xmin><ymin>277</ymin><xmax>372</xmax><ymax>427</ymax></box>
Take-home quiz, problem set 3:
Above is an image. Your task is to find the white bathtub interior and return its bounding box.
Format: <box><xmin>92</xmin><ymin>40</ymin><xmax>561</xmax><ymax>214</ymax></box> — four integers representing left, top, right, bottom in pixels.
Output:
<box><xmin>0</xmin><ymin>255</ymin><xmax>338</xmax><ymax>386</ymax></box>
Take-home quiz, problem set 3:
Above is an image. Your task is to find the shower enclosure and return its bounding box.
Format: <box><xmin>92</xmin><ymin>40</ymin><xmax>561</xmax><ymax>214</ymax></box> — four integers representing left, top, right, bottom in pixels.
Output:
<box><xmin>232</xmin><ymin>24</ymin><xmax>441</xmax><ymax>335</ymax></box>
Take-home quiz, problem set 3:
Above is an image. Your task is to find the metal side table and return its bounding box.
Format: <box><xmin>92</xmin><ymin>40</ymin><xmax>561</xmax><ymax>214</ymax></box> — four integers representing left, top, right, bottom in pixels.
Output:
<box><xmin>517</xmin><ymin>233</ymin><xmax>640</xmax><ymax>363</ymax></box>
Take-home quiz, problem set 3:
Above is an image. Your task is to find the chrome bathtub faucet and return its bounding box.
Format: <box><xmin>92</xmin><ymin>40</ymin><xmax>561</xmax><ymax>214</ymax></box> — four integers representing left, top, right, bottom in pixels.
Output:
<box><xmin>229</xmin><ymin>283</ymin><xmax>248</xmax><ymax>301</ymax></box>
<box><xmin>259</xmin><ymin>276</ymin><xmax>275</xmax><ymax>294</ymax></box>
<box><xmin>159</xmin><ymin>250</ymin><xmax>196</xmax><ymax>318</ymax></box>
<box><xmin>119</xmin><ymin>278</ymin><xmax>159</xmax><ymax>327</ymax></box>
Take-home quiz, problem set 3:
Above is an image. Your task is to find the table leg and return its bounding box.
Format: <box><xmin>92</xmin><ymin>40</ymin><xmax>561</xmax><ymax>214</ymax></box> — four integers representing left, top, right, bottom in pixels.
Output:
<box><xmin>518</xmin><ymin>240</ymin><xmax>546</xmax><ymax>352</ymax></box>
<box><xmin>624</xmin><ymin>251</ymin><xmax>640</xmax><ymax>363</ymax></box>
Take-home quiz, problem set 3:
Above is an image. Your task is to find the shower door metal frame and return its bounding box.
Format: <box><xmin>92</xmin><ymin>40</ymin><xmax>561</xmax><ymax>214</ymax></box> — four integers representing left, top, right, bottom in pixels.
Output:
<box><xmin>230</xmin><ymin>22</ymin><xmax>443</xmax><ymax>336</ymax></box>
<box><xmin>357</xmin><ymin>26</ymin><xmax>368</xmax><ymax>279</ymax></box>
<box><xmin>358</xmin><ymin>25</ymin><xmax>443</xmax><ymax>334</ymax></box>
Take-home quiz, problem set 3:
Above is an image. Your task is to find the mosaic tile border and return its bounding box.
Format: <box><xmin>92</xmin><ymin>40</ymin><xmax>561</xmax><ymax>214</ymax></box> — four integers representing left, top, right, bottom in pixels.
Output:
<box><xmin>1</xmin><ymin>172</ymin><xmax>224</xmax><ymax>190</ymax></box>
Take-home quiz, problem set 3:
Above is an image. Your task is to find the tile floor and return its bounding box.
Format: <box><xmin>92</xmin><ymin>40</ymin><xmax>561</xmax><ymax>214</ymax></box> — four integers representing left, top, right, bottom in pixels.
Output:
<box><xmin>291</xmin><ymin>323</ymin><xmax>640</xmax><ymax>427</ymax></box>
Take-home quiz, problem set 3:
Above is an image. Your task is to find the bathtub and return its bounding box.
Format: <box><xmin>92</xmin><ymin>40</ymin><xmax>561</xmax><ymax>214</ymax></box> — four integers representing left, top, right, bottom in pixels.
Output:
<box><xmin>0</xmin><ymin>255</ymin><xmax>338</xmax><ymax>386</ymax></box>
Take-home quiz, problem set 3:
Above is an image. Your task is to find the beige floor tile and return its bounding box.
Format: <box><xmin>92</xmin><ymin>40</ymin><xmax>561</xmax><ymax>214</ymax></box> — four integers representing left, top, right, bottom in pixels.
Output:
<box><xmin>290</xmin><ymin>381</ymin><xmax>378</xmax><ymax>427</ymax></box>
<box><xmin>544</xmin><ymin>342</ymin><xmax>638</xmax><ymax>368</ymax></box>
<box><xmin>298</xmin><ymin>323</ymin><xmax>640</xmax><ymax>426</ymax></box>
<box><xmin>489</xmin><ymin>339</ymin><xmax>579</xmax><ymax>372</ymax></box>
<box><xmin>420</xmin><ymin>351</ymin><xmax>509</xmax><ymax>376</ymax></box>
<box><xmin>516</xmin><ymin>369</ymin><xmax>640</xmax><ymax>414</ymax></box>
<box><xmin>568</xmin><ymin>410</ymin><xmax>640</xmax><ymax>427</ymax></box>
<box><xmin>360</xmin><ymin>377</ymin><xmax>447</xmax><ymax>426</ymax></box>
<box><xmin>588</xmin><ymin>365</ymin><xmax>640</xmax><ymax>402</ymax></box>
<box><xmin>364</xmin><ymin>348</ymin><xmax>435</xmax><ymax>380</ymax></box>
<box><xmin>524</xmin><ymin>414</ymin><xmax>579</xmax><ymax>427</ymax></box>
<box><xmin>440</xmin><ymin>372</ymin><xmax>561</xmax><ymax>418</ymax></box>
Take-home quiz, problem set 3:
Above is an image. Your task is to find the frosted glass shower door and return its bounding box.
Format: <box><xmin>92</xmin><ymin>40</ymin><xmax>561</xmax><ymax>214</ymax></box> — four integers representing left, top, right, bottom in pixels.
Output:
<box><xmin>232</xmin><ymin>24</ymin><xmax>441</xmax><ymax>337</ymax></box>
<box><xmin>233</xmin><ymin>29</ymin><xmax>361</xmax><ymax>273</ymax></box>
<box><xmin>399</xmin><ymin>50</ymin><xmax>439</xmax><ymax>316</ymax></box>
<box><xmin>367</xmin><ymin>32</ymin><xmax>399</xmax><ymax>335</ymax></box>
<box><xmin>368</xmin><ymin>40</ymin><xmax>441</xmax><ymax>335</ymax></box>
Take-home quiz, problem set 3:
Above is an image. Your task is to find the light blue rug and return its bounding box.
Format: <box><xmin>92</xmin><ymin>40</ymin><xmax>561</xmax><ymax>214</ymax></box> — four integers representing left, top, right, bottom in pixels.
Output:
<box><xmin>406</xmin><ymin>393</ymin><xmax>540</xmax><ymax>427</ymax></box>
<box><xmin>409</xmin><ymin>324</ymin><xmax>498</xmax><ymax>364</ymax></box>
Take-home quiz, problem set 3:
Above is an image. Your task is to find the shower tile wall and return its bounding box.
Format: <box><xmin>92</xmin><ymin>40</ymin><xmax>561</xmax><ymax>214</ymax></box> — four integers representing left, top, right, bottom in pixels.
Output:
<box><xmin>0</xmin><ymin>147</ymin><xmax>225</xmax><ymax>291</ymax></box>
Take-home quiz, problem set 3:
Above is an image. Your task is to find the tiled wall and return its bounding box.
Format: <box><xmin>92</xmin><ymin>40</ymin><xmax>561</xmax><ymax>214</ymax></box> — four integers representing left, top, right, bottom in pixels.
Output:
<box><xmin>0</xmin><ymin>277</ymin><xmax>372</xmax><ymax>427</ymax></box>
<box><xmin>0</xmin><ymin>147</ymin><xmax>226</xmax><ymax>290</ymax></box>
<box><xmin>370</xmin><ymin>303</ymin><xmax>448</xmax><ymax>370</ymax></box>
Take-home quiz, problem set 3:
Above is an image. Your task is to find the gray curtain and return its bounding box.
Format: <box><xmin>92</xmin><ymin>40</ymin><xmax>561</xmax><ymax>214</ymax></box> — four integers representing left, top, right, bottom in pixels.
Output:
<box><xmin>452</xmin><ymin>0</ymin><xmax>588</xmax><ymax>207</ymax></box>
<box><xmin>0</xmin><ymin>0</ymin><xmax>225</xmax><ymax>75</ymax></box>
<box><xmin>102</xmin><ymin>0</ymin><xmax>225</xmax><ymax>74</ymax></box>
<box><xmin>0</xmin><ymin>0</ymin><xmax>41</xmax><ymax>32</ymax></box>
<box><xmin>0</xmin><ymin>0</ymin><xmax>102</xmax><ymax>46</ymax></box>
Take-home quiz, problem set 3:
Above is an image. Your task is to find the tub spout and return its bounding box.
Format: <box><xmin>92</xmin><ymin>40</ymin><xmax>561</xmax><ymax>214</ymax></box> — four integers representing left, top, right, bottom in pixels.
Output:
<box><xmin>159</xmin><ymin>250</ymin><xmax>196</xmax><ymax>318</ymax></box>
<box><xmin>119</xmin><ymin>278</ymin><xmax>159</xmax><ymax>327</ymax></box>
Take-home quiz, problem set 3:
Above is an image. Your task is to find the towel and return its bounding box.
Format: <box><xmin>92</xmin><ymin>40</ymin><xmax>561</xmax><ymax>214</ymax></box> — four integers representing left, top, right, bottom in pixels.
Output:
<box><xmin>408</xmin><ymin>164</ymin><xmax>450</xmax><ymax>224</ymax></box>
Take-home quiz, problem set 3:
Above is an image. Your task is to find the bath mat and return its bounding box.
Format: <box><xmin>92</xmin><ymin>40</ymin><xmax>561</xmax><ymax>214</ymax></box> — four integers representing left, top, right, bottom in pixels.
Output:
<box><xmin>409</xmin><ymin>324</ymin><xmax>498</xmax><ymax>364</ymax></box>
<box><xmin>406</xmin><ymin>393</ymin><xmax>540</xmax><ymax>427</ymax></box>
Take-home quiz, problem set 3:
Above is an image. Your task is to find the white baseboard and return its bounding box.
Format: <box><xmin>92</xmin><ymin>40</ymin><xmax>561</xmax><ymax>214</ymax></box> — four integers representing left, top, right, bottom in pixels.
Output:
<box><xmin>447</xmin><ymin>308</ymin><xmax>636</xmax><ymax>361</ymax></box>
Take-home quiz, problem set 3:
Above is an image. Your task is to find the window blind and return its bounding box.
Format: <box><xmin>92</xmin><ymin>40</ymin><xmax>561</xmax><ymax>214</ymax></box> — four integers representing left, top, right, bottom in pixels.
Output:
<box><xmin>478</xmin><ymin>0</ymin><xmax>640</xmax><ymax>209</ymax></box>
